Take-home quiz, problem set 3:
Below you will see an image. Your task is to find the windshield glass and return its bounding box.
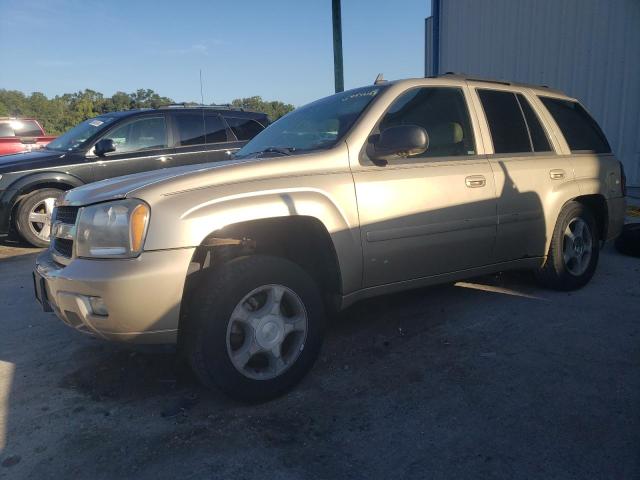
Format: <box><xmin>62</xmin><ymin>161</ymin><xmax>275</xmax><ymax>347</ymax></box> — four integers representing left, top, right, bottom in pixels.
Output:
<box><xmin>46</xmin><ymin>116</ymin><xmax>117</xmax><ymax>151</ymax></box>
<box><xmin>236</xmin><ymin>86</ymin><xmax>384</xmax><ymax>158</ymax></box>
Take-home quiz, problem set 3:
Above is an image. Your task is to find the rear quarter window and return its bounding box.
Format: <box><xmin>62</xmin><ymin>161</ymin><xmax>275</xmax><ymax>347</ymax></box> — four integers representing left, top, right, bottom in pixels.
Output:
<box><xmin>539</xmin><ymin>97</ymin><xmax>611</xmax><ymax>153</ymax></box>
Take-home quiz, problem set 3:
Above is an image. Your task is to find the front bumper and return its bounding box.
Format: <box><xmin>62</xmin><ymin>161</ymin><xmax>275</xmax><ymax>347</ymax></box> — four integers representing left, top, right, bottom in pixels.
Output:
<box><xmin>34</xmin><ymin>247</ymin><xmax>195</xmax><ymax>344</ymax></box>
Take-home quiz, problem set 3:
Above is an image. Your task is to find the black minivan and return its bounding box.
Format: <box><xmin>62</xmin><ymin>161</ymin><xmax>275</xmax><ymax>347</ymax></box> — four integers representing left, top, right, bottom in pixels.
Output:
<box><xmin>0</xmin><ymin>106</ymin><xmax>269</xmax><ymax>246</ymax></box>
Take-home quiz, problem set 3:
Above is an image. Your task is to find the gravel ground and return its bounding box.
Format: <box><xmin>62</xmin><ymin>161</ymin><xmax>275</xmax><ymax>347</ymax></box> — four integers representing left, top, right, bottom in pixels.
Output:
<box><xmin>0</xmin><ymin>239</ymin><xmax>638</xmax><ymax>479</ymax></box>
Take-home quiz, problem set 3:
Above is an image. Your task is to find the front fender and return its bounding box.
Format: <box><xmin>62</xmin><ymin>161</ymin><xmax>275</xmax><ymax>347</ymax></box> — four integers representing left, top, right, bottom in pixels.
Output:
<box><xmin>142</xmin><ymin>174</ymin><xmax>363</xmax><ymax>294</ymax></box>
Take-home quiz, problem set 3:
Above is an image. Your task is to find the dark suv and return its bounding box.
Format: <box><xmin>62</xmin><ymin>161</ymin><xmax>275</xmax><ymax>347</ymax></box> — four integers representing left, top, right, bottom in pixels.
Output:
<box><xmin>0</xmin><ymin>106</ymin><xmax>269</xmax><ymax>246</ymax></box>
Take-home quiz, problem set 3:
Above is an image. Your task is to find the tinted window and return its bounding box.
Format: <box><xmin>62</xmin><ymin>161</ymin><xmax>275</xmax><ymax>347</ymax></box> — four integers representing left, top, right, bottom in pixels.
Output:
<box><xmin>478</xmin><ymin>90</ymin><xmax>531</xmax><ymax>154</ymax></box>
<box><xmin>378</xmin><ymin>87</ymin><xmax>476</xmax><ymax>158</ymax></box>
<box><xmin>225</xmin><ymin>117</ymin><xmax>264</xmax><ymax>141</ymax></box>
<box><xmin>204</xmin><ymin>114</ymin><xmax>227</xmax><ymax>144</ymax></box>
<box><xmin>540</xmin><ymin>97</ymin><xmax>611</xmax><ymax>153</ymax></box>
<box><xmin>11</xmin><ymin>120</ymin><xmax>42</xmax><ymax>136</ymax></box>
<box><xmin>0</xmin><ymin>123</ymin><xmax>14</xmax><ymax>137</ymax></box>
<box><xmin>174</xmin><ymin>113</ymin><xmax>205</xmax><ymax>146</ymax></box>
<box><xmin>105</xmin><ymin>116</ymin><xmax>167</xmax><ymax>153</ymax></box>
<box><xmin>517</xmin><ymin>94</ymin><xmax>551</xmax><ymax>152</ymax></box>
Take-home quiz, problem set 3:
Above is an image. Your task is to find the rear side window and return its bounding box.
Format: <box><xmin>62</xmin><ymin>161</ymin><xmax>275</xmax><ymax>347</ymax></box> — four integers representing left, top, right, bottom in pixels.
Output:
<box><xmin>225</xmin><ymin>117</ymin><xmax>264</xmax><ymax>141</ymax></box>
<box><xmin>174</xmin><ymin>113</ymin><xmax>205</xmax><ymax>146</ymax></box>
<box><xmin>204</xmin><ymin>114</ymin><xmax>228</xmax><ymax>144</ymax></box>
<box><xmin>478</xmin><ymin>90</ymin><xmax>531</xmax><ymax>154</ymax></box>
<box><xmin>517</xmin><ymin>94</ymin><xmax>551</xmax><ymax>152</ymax></box>
<box><xmin>539</xmin><ymin>97</ymin><xmax>611</xmax><ymax>153</ymax></box>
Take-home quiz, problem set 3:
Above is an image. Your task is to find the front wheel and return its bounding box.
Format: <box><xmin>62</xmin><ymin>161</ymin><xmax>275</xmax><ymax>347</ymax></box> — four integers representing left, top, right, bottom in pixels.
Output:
<box><xmin>15</xmin><ymin>188</ymin><xmax>64</xmax><ymax>247</ymax></box>
<box><xmin>185</xmin><ymin>255</ymin><xmax>325</xmax><ymax>401</ymax></box>
<box><xmin>536</xmin><ymin>201</ymin><xmax>599</xmax><ymax>290</ymax></box>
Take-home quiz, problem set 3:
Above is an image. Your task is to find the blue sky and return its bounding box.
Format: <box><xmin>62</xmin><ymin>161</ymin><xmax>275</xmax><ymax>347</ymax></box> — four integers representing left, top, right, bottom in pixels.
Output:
<box><xmin>0</xmin><ymin>0</ymin><xmax>430</xmax><ymax>106</ymax></box>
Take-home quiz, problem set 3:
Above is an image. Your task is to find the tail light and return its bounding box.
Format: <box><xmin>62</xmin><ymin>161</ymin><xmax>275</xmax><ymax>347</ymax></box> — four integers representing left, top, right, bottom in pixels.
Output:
<box><xmin>620</xmin><ymin>161</ymin><xmax>627</xmax><ymax>196</ymax></box>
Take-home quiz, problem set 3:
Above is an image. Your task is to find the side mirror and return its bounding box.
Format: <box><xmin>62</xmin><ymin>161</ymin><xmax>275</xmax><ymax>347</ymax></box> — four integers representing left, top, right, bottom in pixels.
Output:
<box><xmin>94</xmin><ymin>138</ymin><xmax>116</xmax><ymax>157</ymax></box>
<box><xmin>370</xmin><ymin>125</ymin><xmax>429</xmax><ymax>163</ymax></box>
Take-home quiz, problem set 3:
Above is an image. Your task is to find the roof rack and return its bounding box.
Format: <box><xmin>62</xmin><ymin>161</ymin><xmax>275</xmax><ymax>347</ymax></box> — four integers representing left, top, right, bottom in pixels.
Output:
<box><xmin>157</xmin><ymin>103</ymin><xmax>246</xmax><ymax>111</ymax></box>
<box><xmin>428</xmin><ymin>72</ymin><xmax>565</xmax><ymax>94</ymax></box>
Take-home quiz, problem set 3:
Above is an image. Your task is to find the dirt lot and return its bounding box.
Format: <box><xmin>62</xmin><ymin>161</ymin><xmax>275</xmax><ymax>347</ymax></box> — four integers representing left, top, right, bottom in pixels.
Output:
<box><xmin>0</xmin><ymin>240</ymin><xmax>638</xmax><ymax>479</ymax></box>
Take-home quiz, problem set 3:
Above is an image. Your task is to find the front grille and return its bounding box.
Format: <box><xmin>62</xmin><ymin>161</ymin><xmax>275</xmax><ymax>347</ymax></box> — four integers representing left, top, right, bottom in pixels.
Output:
<box><xmin>51</xmin><ymin>206</ymin><xmax>79</xmax><ymax>260</ymax></box>
<box><xmin>53</xmin><ymin>238</ymin><xmax>73</xmax><ymax>258</ymax></box>
<box><xmin>54</xmin><ymin>206</ymin><xmax>79</xmax><ymax>225</ymax></box>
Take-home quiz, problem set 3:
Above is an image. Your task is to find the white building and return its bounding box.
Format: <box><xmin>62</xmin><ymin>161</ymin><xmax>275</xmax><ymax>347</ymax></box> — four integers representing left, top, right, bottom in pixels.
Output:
<box><xmin>425</xmin><ymin>0</ymin><xmax>640</xmax><ymax>186</ymax></box>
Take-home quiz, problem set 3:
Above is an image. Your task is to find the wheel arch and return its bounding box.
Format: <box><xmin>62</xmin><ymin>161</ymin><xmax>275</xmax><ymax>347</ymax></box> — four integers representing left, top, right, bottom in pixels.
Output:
<box><xmin>1</xmin><ymin>172</ymin><xmax>84</xmax><ymax>231</ymax></box>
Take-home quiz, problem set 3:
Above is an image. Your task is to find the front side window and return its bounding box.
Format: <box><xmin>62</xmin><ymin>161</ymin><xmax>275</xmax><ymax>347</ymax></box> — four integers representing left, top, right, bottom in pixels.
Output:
<box><xmin>539</xmin><ymin>97</ymin><xmax>611</xmax><ymax>153</ymax></box>
<box><xmin>378</xmin><ymin>87</ymin><xmax>476</xmax><ymax>158</ymax></box>
<box><xmin>236</xmin><ymin>85</ymin><xmax>384</xmax><ymax>158</ymax></box>
<box><xmin>104</xmin><ymin>116</ymin><xmax>167</xmax><ymax>154</ymax></box>
<box><xmin>478</xmin><ymin>90</ymin><xmax>531</xmax><ymax>154</ymax></box>
<box><xmin>225</xmin><ymin>117</ymin><xmax>264</xmax><ymax>141</ymax></box>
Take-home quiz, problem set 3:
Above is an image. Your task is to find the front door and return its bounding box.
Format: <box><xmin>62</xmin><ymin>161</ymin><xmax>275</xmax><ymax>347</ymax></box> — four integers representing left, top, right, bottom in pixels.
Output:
<box><xmin>90</xmin><ymin>114</ymin><xmax>171</xmax><ymax>181</ymax></box>
<box><xmin>352</xmin><ymin>86</ymin><xmax>498</xmax><ymax>287</ymax></box>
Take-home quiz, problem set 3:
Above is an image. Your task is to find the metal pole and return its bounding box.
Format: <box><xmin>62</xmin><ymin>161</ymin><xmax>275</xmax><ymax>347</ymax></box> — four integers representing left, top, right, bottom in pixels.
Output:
<box><xmin>332</xmin><ymin>0</ymin><xmax>344</xmax><ymax>93</ymax></box>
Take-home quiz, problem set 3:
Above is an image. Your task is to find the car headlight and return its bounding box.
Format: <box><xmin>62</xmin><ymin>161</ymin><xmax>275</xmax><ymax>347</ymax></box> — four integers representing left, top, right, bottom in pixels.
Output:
<box><xmin>76</xmin><ymin>199</ymin><xmax>150</xmax><ymax>258</ymax></box>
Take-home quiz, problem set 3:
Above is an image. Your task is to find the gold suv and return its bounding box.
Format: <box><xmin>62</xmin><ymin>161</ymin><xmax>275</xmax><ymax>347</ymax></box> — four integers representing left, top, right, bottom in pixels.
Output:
<box><xmin>34</xmin><ymin>75</ymin><xmax>626</xmax><ymax>400</ymax></box>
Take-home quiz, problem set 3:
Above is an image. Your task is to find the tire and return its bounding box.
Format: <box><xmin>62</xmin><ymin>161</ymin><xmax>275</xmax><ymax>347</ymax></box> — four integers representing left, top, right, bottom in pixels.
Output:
<box><xmin>536</xmin><ymin>201</ymin><xmax>599</xmax><ymax>291</ymax></box>
<box><xmin>184</xmin><ymin>255</ymin><xmax>325</xmax><ymax>402</ymax></box>
<box><xmin>15</xmin><ymin>188</ymin><xmax>64</xmax><ymax>247</ymax></box>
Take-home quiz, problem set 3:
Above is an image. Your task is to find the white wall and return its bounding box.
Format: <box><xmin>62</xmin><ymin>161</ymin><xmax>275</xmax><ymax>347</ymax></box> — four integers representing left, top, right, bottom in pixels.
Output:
<box><xmin>427</xmin><ymin>0</ymin><xmax>640</xmax><ymax>185</ymax></box>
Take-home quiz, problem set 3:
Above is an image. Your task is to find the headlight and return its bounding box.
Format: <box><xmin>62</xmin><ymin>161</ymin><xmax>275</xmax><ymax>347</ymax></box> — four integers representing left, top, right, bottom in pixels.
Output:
<box><xmin>76</xmin><ymin>199</ymin><xmax>150</xmax><ymax>258</ymax></box>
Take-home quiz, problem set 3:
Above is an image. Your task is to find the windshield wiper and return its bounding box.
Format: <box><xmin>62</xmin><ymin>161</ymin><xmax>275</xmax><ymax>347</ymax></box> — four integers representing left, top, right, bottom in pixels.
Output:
<box><xmin>254</xmin><ymin>146</ymin><xmax>296</xmax><ymax>157</ymax></box>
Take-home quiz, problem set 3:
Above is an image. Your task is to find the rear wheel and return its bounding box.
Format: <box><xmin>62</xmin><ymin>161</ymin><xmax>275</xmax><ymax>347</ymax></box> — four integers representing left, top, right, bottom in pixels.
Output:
<box><xmin>536</xmin><ymin>201</ymin><xmax>599</xmax><ymax>290</ymax></box>
<box><xmin>185</xmin><ymin>255</ymin><xmax>325</xmax><ymax>401</ymax></box>
<box><xmin>15</xmin><ymin>188</ymin><xmax>63</xmax><ymax>247</ymax></box>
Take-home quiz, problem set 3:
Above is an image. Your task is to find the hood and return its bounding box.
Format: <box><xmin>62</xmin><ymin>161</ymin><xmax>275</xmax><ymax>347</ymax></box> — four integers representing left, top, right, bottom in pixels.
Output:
<box><xmin>0</xmin><ymin>149</ymin><xmax>67</xmax><ymax>173</ymax></box>
<box><xmin>61</xmin><ymin>159</ymin><xmax>250</xmax><ymax>206</ymax></box>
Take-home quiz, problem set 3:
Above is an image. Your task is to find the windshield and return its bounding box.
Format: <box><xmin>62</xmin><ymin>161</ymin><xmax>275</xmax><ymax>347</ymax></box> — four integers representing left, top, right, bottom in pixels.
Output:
<box><xmin>46</xmin><ymin>116</ymin><xmax>117</xmax><ymax>152</ymax></box>
<box><xmin>236</xmin><ymin>85</ymin><xmax>384</xmax><ymax>158</ymax></box>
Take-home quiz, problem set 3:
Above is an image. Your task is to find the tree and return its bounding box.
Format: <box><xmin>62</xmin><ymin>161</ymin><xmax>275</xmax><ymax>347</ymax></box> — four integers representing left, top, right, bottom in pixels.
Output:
<box><xmin>230</xmin><ymin>96</ymin><xmax>294</xmax><ymax>121</ymax></box>
<box><xmin>0</xmin><ymin>89</ymin><xmax>294</xmax><ymax>136</ymax></box>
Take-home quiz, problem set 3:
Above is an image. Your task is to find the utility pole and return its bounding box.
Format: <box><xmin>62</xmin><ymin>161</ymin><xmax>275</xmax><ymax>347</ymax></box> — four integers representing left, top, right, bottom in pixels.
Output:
<box><xmin>332</xmin><ymin>0</ymin><xmax>344</xmax><ymax>93</ymax></box>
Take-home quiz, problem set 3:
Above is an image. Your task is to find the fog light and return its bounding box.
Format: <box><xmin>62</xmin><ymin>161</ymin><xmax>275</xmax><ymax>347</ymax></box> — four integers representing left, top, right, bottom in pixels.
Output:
<box><xmin>88</xmin><ymin>296</ymin><xmax>109</xmax><ymax>316</ymax></box>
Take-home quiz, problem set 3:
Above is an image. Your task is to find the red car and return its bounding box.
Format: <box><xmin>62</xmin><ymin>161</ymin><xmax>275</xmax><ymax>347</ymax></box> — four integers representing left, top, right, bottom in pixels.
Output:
<box><xmin>0</xmin><ymin>118</ymin><xmax>56</xmax><ymax>155</ymax></box>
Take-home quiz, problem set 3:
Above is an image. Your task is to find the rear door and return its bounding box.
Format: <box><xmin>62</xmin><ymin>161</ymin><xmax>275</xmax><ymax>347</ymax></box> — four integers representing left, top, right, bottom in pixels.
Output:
<box><xmin>169</xmin><ymin>111</ymin><xmax>238</xmax><ymax>166</ymax></box>
<box><xmin>89</xmin><ymin>114</ymin><xmax>171</xmax><ymax>181</ymax></box>
<box><xmin>472</xmin><ymin>86</ymin><xmax>575</xmax><ymax>261</ymax></box>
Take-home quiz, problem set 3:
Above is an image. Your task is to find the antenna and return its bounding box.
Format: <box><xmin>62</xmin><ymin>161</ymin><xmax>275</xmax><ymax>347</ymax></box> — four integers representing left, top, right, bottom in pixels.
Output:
<box><xmin>374</xmin><ymin>73</ymin><xmax>386</xmax><ymax>85</ymax></box>
<box><xmin>199</xmin><ymin>69</ymin><xmax>204</xmax><ymax>105</ymax></box>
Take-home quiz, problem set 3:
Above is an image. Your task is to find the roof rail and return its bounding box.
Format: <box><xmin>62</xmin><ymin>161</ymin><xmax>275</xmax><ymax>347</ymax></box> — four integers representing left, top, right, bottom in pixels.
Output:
<box><xmin>157</xmin><ymin>103</ymin><xmax>246</xmax><ymax>111</ymax></box>
<box><xmin>425</xmin><ymin>72</ymin><xmax>565</xmax><ymax>94</ymax></box>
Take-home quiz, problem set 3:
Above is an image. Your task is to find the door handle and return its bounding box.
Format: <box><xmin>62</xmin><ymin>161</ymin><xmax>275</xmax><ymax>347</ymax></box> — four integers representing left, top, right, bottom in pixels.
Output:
<box><xmin>550</xmin><ymin>169</ymin><xmax>565</xmax><ymax>180</ymax></box>
<box><xmin>157</xmin><ymin>156</ymin><xmax>173</xmax><ymax>163</ymax></box>
<box><xmin>465</xmin><ymin>175</ymin><xmax>486</xmax><ymax>188</ymax></box>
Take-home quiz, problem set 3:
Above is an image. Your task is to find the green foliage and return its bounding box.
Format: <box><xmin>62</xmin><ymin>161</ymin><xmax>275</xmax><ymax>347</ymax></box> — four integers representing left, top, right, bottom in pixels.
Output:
<box><xmin>0</xmin><ymin>88</ymin><xmax>173</xmax><ymax>135</ymax></box>
<box><xmin>230</xmin><ymin>96</ymin><xmax>294</xmax><ymax>121</ymax></box>
<box><xmin>0</xmin><ymin>89</ymin><xmax>294</xmax><ymax>136</ymax></box>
